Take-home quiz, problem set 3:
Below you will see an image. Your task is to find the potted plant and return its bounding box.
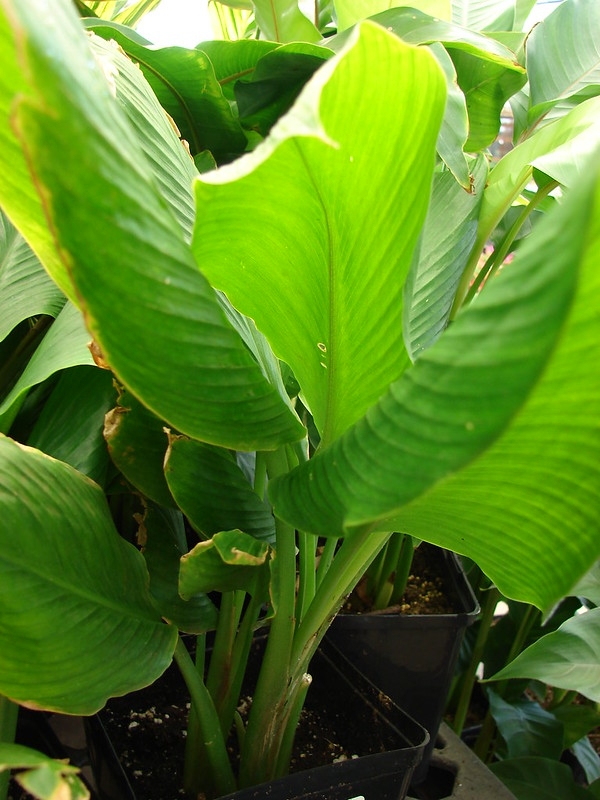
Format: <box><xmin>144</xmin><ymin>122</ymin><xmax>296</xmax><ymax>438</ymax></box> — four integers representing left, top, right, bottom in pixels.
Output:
<box><xmin>0</xmin><ymin>0</ymin><xmax>599</xmax><ymax>798</ymax></box>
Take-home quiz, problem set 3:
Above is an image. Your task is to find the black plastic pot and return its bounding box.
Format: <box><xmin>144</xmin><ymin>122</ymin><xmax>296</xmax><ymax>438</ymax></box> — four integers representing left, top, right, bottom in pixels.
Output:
<box><xmin>325</xmin><ymin>544</ymin><xmax>479</xmax><ymax>783</ymax></box>
<box><xmin>217</xmin><ymin>641</ymin><xmax>429</xmax><ymax>800</ymax></box>
<box><xmin>14</xmin><ymin>708</ymin><xmax>135</xmax><ymax>800</ymax></box>
<box><xmin>14</xmin><ymin>641</ymin><xmax>426</xmax><ymax>800</ymax></box>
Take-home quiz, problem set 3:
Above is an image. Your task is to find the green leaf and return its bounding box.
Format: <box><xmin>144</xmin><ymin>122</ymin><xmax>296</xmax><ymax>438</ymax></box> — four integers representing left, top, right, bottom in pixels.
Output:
<box><xmin>141</xmin><ymin>503</ymin><xmax>219</xmax><ymax>634</ymax></box>
<box><xmin>251</xmin><ymin>0</ymin><xmax>320</xmax><ymax>42</ymax></box>
<box><xmin>0</xmin><ymin>303</ymin><xmax>94</xmax><ymax>433</ymax></box>
<box><xmin>179</xmin><ymin>529</ymin><xmax>271</xmax><ymax>598</ymax></box>
<box><xmin>450</xmin><ymin>43</ymin><xmax>526</xmax><ymax>150</ymax></box>
<box><xmin>336</xmin><ymin>0</ymin><xmax>451</xmax><ymax>32</ymax></box>
<box><xmin>87</xmin><ymin>23</ymin><xmax>248</xmax><ymax>159</ymax></box>
<box><xmin>0</xmin><ymin>435</ymin><xmax>177</xmax><ymax>714</ymax></box>
<box><xmin>491</xmin><ymin>756</ymin><xmax>592</xmax><ymax>800</ymax></box>
<box><xmin>0</xmin><ymin>743</ymin><xmax>89</xmax><ymax>800</ymax></box>
<box><xmin>193</xmin><ymin>23</ymin><xmax>446</xmax><ymax>446</ymax></box>
<box><xmin>0</xmin><ymin>8</ymin><xmax>77</xmax><ymax>303</ymax></box>
<box><xmin>271</xmin><ymin>152</ymin><xmax>600</xmax><ymax>611</ymax></box>
<box><xmin>235</xmin><ymin>43</ymin><xmax>333</xmax><ymax>136</ymax></box>
<box><xmin>27</xmin><ymin>365</ymin><xmax>117</xmax><ymax>485</ymax></box>
<box><xmin>430</xmin><ymin>43</ymin><xmax>471</xmax><ymax>188</ymax></box>
<box><xmin>86</xmin><ymin>32</ymin><xmax>199</xmax><ymax>241</ymax></box>
<box><xmin>571</xmin><ymin>736</ymin><xmax>600</xmax><ymax>785</ymax></box>
<box><xmin>405</xmin><ymin>155</ymin><xmax>488</xmax><ymax>357</ymax></box>
<box><xmin>165</xmin><ymin>436</ymin><xmax>276</xmax><ymax>542</ymax></box>
<box><xmin>0</xmin><ymin>209</ymin><xmax>65</xmax><ymax>343</ymax></box>
<box><xmin>451</xmin><ymin>0</ymin><xmax>516</xmax><ymax>31</ymax></box>
<box><xmin>113</xmin><ymin>0</ymin><xmax>162</xmax><ymax>27</ymax></box>
<box><xmin>340</xmin><ymin>8</ymin><xmax>526</xmax><ymax>151</ymax></box>
<box><xmin>487</xmin><ymin>689</ymin><xmax>564</xmax><ymax>760</ymax></box>
<box><xmin>489</xmin><ymin>609</ymin><xmax>600</xmax><ymax>702</ymax></box>
<box><xmin>572</xmin><ymin>560</ymin><xmax>600</xmax><ymax>605</ymax></box>
<box><xmin>0</xmin><ymin>0</ymin><xmax>304</xmax><ymax>451</ymax></box>
<box><xmin>515</xmin><ymin>0</ymin><xmax>539</xmax><ymax>30</ymax></box>
<box><xmin>527</xmin><ymin>0</ymin><xmax>600</xmax><ymax>129</ymax></box>
<box><xmin>552</xmin><ymin>703</ymin><xmax>600</xmax><ymax>749</ymax></box>
<box><xmin>103</xmin><ymin>387</ymin><xmax>175</xmax><ymax>507</ymax></box>
<box><xmin>196</xmin><ymin>39</ymin><xmax>279</xmax><ymax>103</ymax></box>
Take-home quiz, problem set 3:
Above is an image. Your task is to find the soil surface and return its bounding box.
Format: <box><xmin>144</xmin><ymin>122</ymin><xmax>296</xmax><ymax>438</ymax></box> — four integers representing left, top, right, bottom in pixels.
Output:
<box><xmin>342</xmin><ymin>543</ymin><xmax>459</xmax><ymax>616</ymax></box>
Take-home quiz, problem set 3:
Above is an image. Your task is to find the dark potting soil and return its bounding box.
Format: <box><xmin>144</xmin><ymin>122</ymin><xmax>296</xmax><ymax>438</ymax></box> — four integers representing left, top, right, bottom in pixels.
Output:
<box><xmin>342</xmin><ymin>543</ymin><xmax>459</xmax><ymax>616</ymax></box>
<box><xmin>93</xmin><ymin>636</ymin><xmax>405</xmax><ymax>800</ymax></box>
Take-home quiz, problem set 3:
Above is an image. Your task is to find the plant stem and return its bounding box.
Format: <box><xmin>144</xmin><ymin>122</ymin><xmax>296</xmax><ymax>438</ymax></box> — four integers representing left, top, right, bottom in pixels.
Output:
<box><xmin>238</xmin><ymin>447</ymin><xmax>298</xmax><ymax>787</ymax></box>
<box><xmin>273</xmin><ymin>671</ymin><xmax>312</xmax><ymax>776</ymax></box>
<box><xmin>389</xmin><ymin>534</ymin><xmax>415</xmax><ymax>606</ymax></box>
<box><xmin>450</xmin><ymin>179</ymin><xmax>558</xmax><ymax>319</ymax></box>
<box><xmin>0</xmin><ymin>696</ymin><xmax>19</xmax><ymax>800</ymax></box>
<box><xmin>206</xmin><ymin>591</ymin><xmax>244</xmax><ymax>717</ymax></box>
<box><xmin>216</xmin><ymin>589</ymin><xmax>264</xmax><ymax>738</ymax></box>
<box><xmin>463</xmin><ymin>180</ymin><xmax>559</xmax><ymax>306</ymax></box>
<box><xmin>373</xmin><ymin>532</ymin><xmax>406</xmax><ymax>610</ymax></box>
<box><xmin>452</xmin><ymin>586</ymin><xmax>500</xmax><ymax>736</ymax></box>
<box><xmin>174</xmin><ymin>637</ymin><xmax>236</xmax><ymax>799</ymax></box>
<box><xmin>253</xmin><ymin>452</ymin><xmax>268</xmax><ymax>500</ymax></box>
<box><xmin>292</xmin><ymin>527</ymin><xmax>392</xmax><ymax>668</ymax></box>
<box><xmin>315</xmin><ymin>536</ymin><xmax>338</xmax><ymax>587</ymax></box>
<box><xmin>548</xmin><ymin>688</ymin><xmax>577</xmax><ymax>710</ymax></box>
<box><xmin>297</xmin><ymin>530</ymin><xmax>317</xmax><ymax>624</ymax></box>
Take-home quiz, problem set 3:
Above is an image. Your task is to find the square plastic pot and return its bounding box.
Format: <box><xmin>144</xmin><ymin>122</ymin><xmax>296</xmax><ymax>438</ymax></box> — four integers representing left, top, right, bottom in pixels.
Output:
<box><xmin>325</xmin><ymin>544</ymin><xmax>479</xmax><ymax>783</ymax></box>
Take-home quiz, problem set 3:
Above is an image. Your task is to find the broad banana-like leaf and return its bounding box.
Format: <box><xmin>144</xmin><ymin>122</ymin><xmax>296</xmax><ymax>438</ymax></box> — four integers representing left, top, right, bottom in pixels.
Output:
<box><xmin>0</xmin><ymin>0</ymin><xmax>304</xmax><ymax>451</ymax></box>
<box><xmin>335</xmin><ymin>0</ymin><xmax>450</xmax><ymax>32</ymax></box>
<box><xmin>28</xmin><ymin>365</ymin><xmax>116</xmax><ymax>485</ymax></box>
<box><xmin>0</xmin><ymin>210</ymin><xmax>65</xmax><ymax>342</ymax></box>
<box><xmin>515</xmin><ymin>0</ymin><xmax>539</xmax><ymax>30</ymax></box>
<box><xmin>489</xmin><ymin>609</ymin><xmax>600</xmax><ymax>703</ymax></box>
<box><xmin>164</xmin><ymin>436</ymin><xmax>276</xmax><ymax>542</ymax></box>
<box><xmin>405</xmin><ymin>154</ymin><xmax>488</xmax><ymax>357</ymax></box>
<box><xmin>86</xmin><ymin>32</ymin><xmax>198</xmax><ymax>240</ymax></box>
<box><xmin>451</xmin><ymin>0</ymin><xmax>516</xmax><ymax>31</ymax></box>
<box><xmin>193</xmin><ymin>23</ymin><xmax>446</xmax><ymax>446</ymax></box>
<box><xmin>345</xmin><ymin>8</ymin><xmax>526</xmax><ymax>151</ymax></box>
<box><xmin>0</xmin><ymin>435</ymin><xmax>177</xmax><ymax>714</ymax></box>
<box><xmin>0</xmin><ymin>8</ymin><xmax>76</xmax><ymax>302</ymax></box>
<box><xmin>0</xmin><ymin>303</ymin><xmax>94</xmax><ymax>434</ymax></box>
<box><xmin>270</xmin><ymin>154</ymin><xmax>600</xmax><ymax>611</ymax></box>
<box><xmin>450</xmin><ymin>44</ymin><xmax>525</xmax><ymax>149</ymax></box>
<box><xmin>180</xmin><ymin>529</ymin><xmax>271</xmax><ymax>597</ymax></box>
<box><xmin>234</xmin><ymin>43</ymin><xmax>333</xmax><ymax>136</ymax></box>
<box><xmin>251</xmin><ymin>0</ymin><xmax>320</xmax><ymax>42</ymax></box>
<box><xmin>140</xmin><ymin>503</ymin><xmax>219</xmax><ymax>634</ymax></box>
<box><xmin>104</xmin><ymin>388</ymin><xmax>176</xmax><ymax>508</ymax></box>
<box><xmin>87</xmin><ymin>23</ymin><xmax>248</xmax><ymax>159</ymax></box>
<box><xmin>429</xmin><ymin>43</ymin><xmax>471</xmax><ymax>188</ymax></box>
<box><xmin>527</xmin><ymin>0</ymin><xmax>600</xmax><ymax>128</ymax></box>
<box><xmin>196</xmin><ymin>39</ymin><xmax>278</xmax><ymax>103</ymax></box>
